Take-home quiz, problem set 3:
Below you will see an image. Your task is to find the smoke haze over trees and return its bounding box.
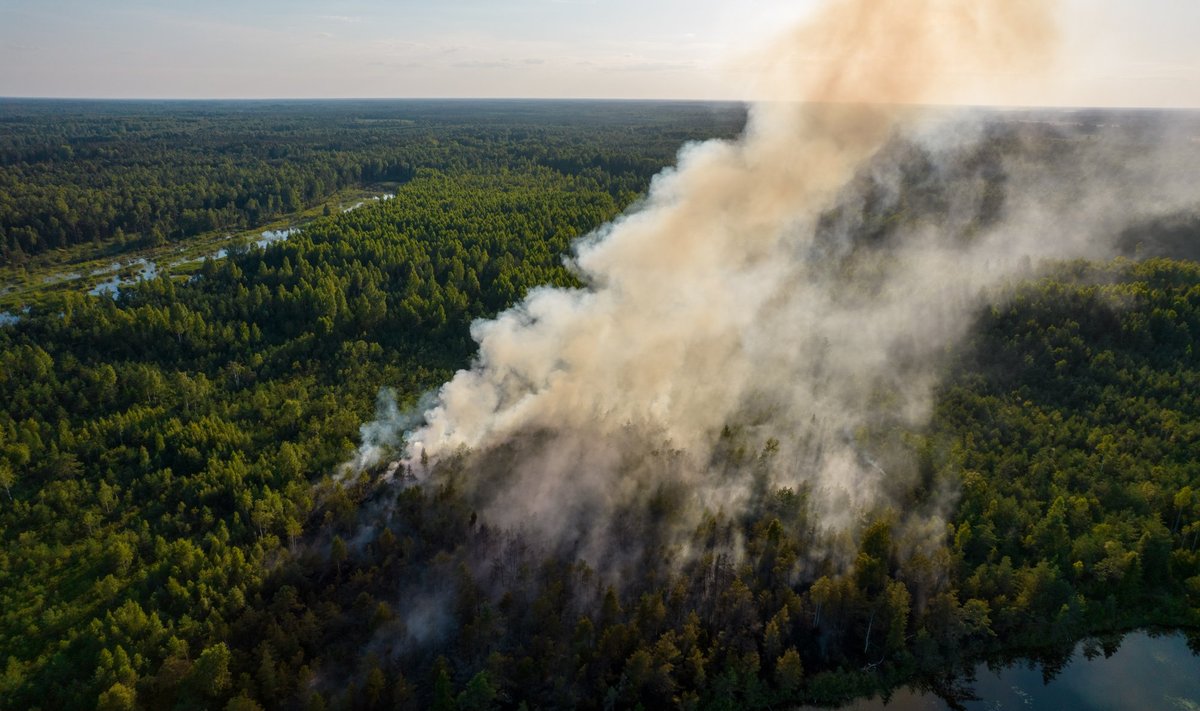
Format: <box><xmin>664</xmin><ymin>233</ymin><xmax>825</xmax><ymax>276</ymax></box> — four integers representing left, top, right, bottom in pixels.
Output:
<box><xmin>2</xmin><ymin>1</ymin><xmax>1200</xmax><ymax>710</ymax></box>
<box><xmin>353</xmin><ymin>0</ymin><xmax>1153</xmax><ymax>581</ymax></box>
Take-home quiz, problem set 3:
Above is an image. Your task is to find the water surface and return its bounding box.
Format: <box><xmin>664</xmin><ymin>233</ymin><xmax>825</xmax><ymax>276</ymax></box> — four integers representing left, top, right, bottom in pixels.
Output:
<box><xmin>89</xmin><ymin>257</ymin><xmax>158</xmax><ymax>297</ymax></box>
<box><xmin>801</xmin><ymin>631</ymin><xmax>1199</xmax><ymax>711</ymax></box>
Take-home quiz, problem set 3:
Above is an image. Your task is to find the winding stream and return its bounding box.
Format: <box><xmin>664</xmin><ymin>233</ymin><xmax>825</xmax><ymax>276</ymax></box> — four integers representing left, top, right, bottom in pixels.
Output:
<box><xmin>19</xmin><ymin>191</ymin><xmax>399</xmax><ymax>301</ymax></box>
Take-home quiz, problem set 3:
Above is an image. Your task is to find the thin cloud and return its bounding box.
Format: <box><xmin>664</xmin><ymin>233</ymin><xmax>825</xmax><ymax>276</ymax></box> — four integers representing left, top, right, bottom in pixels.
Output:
<box><xmin>367</xmin><ymin>60</ymin><xmax>425</xmax><ymax>69</ymax></box>
<box><xmin>453</xmin><ymin>60</ymin><xmax>510</xmax><ymax>69</ymax></box>
<box><xmin>603</xmin><ymin>59</ymin><xmax>698</xmax><ymax>73</ymax></box>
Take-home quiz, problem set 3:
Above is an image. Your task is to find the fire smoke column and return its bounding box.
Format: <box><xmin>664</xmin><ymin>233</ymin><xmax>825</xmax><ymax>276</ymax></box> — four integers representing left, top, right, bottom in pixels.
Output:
<box><xmin>360</xmin><ymin>0</ymin><xmax>1061</xmax><ymax>555</ymax></box>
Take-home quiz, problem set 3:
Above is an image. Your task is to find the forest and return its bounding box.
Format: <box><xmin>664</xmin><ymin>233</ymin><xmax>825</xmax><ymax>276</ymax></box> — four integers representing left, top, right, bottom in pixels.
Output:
<box><xmin>0</xmin><ymin>100</ymin><xmax>1198</xmax><ymax>711</ymax></box>
<box><xmin>0</xmin><ymin>99</ymin><xmax>744</xmax><ymax>263</ymax></box>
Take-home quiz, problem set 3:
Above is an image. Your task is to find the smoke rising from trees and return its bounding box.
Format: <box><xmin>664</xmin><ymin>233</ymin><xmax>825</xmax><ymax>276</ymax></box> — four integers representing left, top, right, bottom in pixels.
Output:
<box><xmin>350</xmin><ymin>0</ymin><xmax>1197</xmax><ymax>574</ymax></box>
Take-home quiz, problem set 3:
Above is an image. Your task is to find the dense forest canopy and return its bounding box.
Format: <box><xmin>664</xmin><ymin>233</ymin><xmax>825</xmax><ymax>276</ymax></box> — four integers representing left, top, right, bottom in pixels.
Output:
<box><xmin>0</xmin><ymin>99</ymin><xmax>746</xmax><ymax>263</ymax></box>
<box><xmin>0</xmin><ymin>101</ymin><xmax>1198</xmax><ymax>711</ymax></box>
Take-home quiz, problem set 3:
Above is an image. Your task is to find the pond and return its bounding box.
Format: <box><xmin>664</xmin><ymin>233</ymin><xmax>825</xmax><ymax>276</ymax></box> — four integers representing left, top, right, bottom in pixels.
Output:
<box><xmin>89</xmin><ymin>257</ymin><xmax>158</xmax><ymax>297</ymax></box>
<box><xmin>341</xmin><ymin>192</ymin><xmax>395</xmax><ymax>213</ymax></box>
<box><xmin>255</xmin><ymin>227</ymin><xmax>300</xmax><ymax>249</ymax></box>
<box><xmin>801</xmin><ymin>630</ymin><xmax>1200</xmax><ymax>711</ymax></box>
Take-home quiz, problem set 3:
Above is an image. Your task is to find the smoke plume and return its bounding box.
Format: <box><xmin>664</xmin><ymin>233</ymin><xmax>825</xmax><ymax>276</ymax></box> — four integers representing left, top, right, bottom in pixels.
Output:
<box><xmin>349</xmin><ymin>0</ymin><xmax>1196</xmax><ymax>574</ymax></box>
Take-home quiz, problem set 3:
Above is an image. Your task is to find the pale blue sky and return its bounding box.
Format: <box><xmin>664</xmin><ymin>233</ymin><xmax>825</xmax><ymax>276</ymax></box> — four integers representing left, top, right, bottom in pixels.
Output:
<box><xmin>1</xmin><ymin>0</ymin><xmax>1199</xmax><ymax>106</ymax></box>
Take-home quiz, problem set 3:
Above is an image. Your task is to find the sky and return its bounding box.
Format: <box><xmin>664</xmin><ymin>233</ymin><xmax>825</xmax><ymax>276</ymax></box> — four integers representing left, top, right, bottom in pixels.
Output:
<box><xmin>1</xmin><ymin>0</ymin><xmax>1199</xmax><ymax>107</ymax></box>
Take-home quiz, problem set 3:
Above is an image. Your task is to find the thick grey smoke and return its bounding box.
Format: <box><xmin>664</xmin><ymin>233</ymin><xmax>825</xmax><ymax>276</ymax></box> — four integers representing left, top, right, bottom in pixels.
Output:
<box><xmin>348</xmin><ymin>0</ymin><xmax>1200</xmax><ymax>572</ymax></box>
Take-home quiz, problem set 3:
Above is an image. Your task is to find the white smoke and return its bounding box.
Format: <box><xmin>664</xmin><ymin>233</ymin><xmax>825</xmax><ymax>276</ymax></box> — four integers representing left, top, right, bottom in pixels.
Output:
<box><xmin>347</xmin><ymin>0</ymin><xmax>1200</xmax><ymax>571</ymax></box>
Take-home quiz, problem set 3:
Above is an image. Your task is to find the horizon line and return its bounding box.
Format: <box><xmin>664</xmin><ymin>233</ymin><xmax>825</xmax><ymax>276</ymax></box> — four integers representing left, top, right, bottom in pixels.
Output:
<box><xmin>3</xmin><ymin>96</ymin><xmax>1200</xmax><ymax>113</ymax></box>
